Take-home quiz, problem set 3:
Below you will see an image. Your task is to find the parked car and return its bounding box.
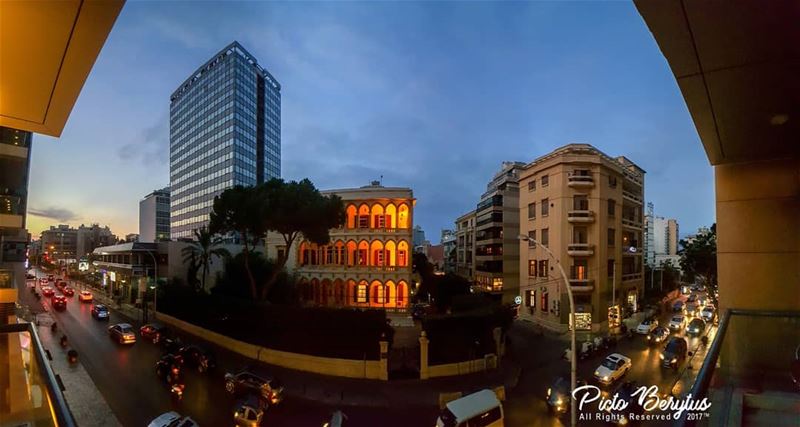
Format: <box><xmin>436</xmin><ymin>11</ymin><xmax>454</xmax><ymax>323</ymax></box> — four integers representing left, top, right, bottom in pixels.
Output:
<box><xmin>41</xmin><ymin>286</ymin><xmax>54</xmax><ymax>297</ymax></box>
<box><xmin>52</xmin><ymin>295</ymin><xmax>67</xmax><ymax>311</ymax></box>
<box><xmin>646</xmin><ymin>326</ymin><xmax>670</xmax><ymax>345</ymax></box>
<box><xmin>593</xmin><ymin>353</ymin><xmax>632</xmax><ymax>385</ymax></box>
<box><xmin>140</xmin><ymin>323</ymin><xmax>170</xmax><ymax>344</ymax></box>
<box><xmin>672</xmin><ymin>300</ymin><xmax>686</xmax><ymax>313</ymax></box>
<box><xmin>62</xmin><ymin>286</ymin><xmax>75</xmax><ymax>297</ymax></box>
<box><xmin>668</xmin><ymin>315</ymin><xmax>686</xmax><ymax>331</ymax></box>
<box><xmin>78</xmin><ymin>290</ymin><xmax>93</xmax><ymax>302</ymax></box>
<box><xmin>224</xmin><ymin>368</ymin><xmax>284</xmax><ymax>405</ymax></box>
<box><xmin>179</xmin><ymin>345</ymin><xmax>216</xmax><ymax>373</ymax></box>
<box><xmin>661</xmin><ymin>337</ymin><xmax>688</xmax><ymax>369</ymax></box>
<box><xmin>108</xmin><ymin>323</ymin><xmax>137</xmax><ymax>344</ymax></box>
<box><xmin>636</xmin><ymin>318</ymin><xmax>658</xmax><ymax>335</ymax></box>
<box><xmin>700</xmin><ymin>306</ymin><xmax>715</xmax><ymax>322</ymax></box>
<box><xmin>687</xmin><ymin>318</ymin><xmax>706</xmax><ymax>336</ymax></box>
<box><xmin>91</xmin><ymin>304</ymin><xmax>109</xmax><ymax>320</ymax></box>
<box><xmin>546</xmin><ymin>376</ymin><xmax>587</xmax><ymax>413</ymax></box>
<box><xmin>147</xmin><ymin>412</ymin><xmax>198</xmax><ymax>427</ymax></box>
<box><xmin>411</xmin><ymin>303</ymin><xmax>432</xmax><ymax>320</ymax></box>
<box><xmin>233</xmin><ymin>395</ymin><xmax>265</xmax><ymax>427</ymax></box>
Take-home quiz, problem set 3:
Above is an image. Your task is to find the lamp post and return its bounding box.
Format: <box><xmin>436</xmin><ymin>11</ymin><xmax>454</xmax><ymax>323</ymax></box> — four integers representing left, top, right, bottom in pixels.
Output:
<box><xmin>144</xmin><ymin>250</ymin><xmax>158</xmax><ymax>321</ymax></box>
<box><xmin>518</xmin><ymin>234</ymin><xmax>577</xmax><ymax>427</ymax></box>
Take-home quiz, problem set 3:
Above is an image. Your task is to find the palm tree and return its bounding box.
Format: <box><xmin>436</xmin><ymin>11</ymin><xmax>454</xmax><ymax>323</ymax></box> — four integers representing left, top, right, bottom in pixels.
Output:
<box><xmin>181</xmin><ymin>227</ymin><xmax>230</xmax><ymax>292</ymax></box>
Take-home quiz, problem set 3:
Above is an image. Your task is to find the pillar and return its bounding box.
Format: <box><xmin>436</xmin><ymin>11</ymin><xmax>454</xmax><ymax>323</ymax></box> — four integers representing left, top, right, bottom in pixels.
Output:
<box><xmin>419</xmin><ymin>331</ymin><xmax>429</xmax><ymax>380</ymax></box>
<box><xmin>378</xmin><ymin>340</ymin><xmax>388</xmax><ymax>381</ymax></box>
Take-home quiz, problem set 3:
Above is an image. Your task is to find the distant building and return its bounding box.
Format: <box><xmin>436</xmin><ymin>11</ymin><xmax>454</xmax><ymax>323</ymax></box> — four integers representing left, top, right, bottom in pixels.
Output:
<box><xmin>644</xmin><ymin>209</ymin><xmax>679</xmax><ymax>267</ymax></box>
<box><xmin>441</xmin><ymin>229</ymin><xmax>457</xmax><ymax>273</ymax></box>
<box><xmin>454</xmin><ymin>210</ymin><xmax>476</xmax><ymax>280</ymax></box>
<box><xmin>124</xmin><ymin>233</ymin><xmax>139</xmax><ymax>243</ymax></box>
<box><xmin>41</xmin><ymin>224</ymin><xmax>117</xmax><ymax>264</ymax></box>
<box><xmin>139</xmin><ymin>187</ymin><xmax>170</xmax><ymax>242</ymax></box>
<box><xmin>683</xmin><ymin>226</ymin><xmax>712</xmax><ymax>247</ymax></box>
<box><xmin>412</xmin><ymin>225</ymin><xmax>426</xmax><ymax>248</ymax></box>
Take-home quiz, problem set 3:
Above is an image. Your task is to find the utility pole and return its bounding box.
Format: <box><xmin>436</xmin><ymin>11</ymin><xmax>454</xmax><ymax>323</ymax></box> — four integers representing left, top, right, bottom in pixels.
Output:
<box><xmin>612</xmin><ymin>260</ymin><xmax>616</xmax><ymax>308</ymax></box>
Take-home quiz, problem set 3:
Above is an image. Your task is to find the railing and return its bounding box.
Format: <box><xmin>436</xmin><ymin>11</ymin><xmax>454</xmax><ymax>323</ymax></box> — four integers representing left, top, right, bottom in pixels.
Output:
<box><xmin>622</xmin><ymin>190</ymin><xmax>643</xmax><ymax>204</ymax></box>
<box><xmin>567</xmin><ymin>210</ymin><xmax>595</xmax><ymax>222</ymax></box>
<box><xmin>0</xmin><ymin>322</ymin><xmax>77</xmax><ymax>427</ymax></box>
<box><xmin>676</xmin><ymin>309</ymin><xmax>800</xmax><ymax>427</ymax></box>
<box><xmin>567</xmin><ymin>175</ymin><xmax>594</xmax><ymax>187</ymax></box>
<box><xmin>621</xmin><ymin>217</ymin><xmax>642</xmax><ymax>228</ymax></box>
<box><xmin>621</xmin><ymin>272</ymin><xmax>642</xmax><ymax>281</ymax></box>
<box><xmin>567</xmin><ymin>243</ymin><xmax>594</xmax><ymax>256</ymax></box>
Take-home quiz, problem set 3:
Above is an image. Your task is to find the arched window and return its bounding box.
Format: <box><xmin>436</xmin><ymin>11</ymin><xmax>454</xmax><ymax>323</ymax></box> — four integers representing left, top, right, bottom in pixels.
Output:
<box><xmin>333</xmin><ymin>279</ymin><xmax>344</xmax><ymax>305</ymax></box>
<box><xmin>356</xmin><ymin>280</ymin><xmax>369</xmax><ymax>303</ymax></box>
<box><xmin>346</xmin><ymin>279</ymin><xmax>357</xmax><ymax>304</ymax></box>
<box><xmin>397</xmin><ymin>281</ymin><xmax>408</xmax><ymax>307</ymax></box>
<box><xmin>385</xmin><ymin>280</ymin><xmax>396</xmax><ymax>305</ymax></box>
<box><xmin>385</xmin><ymin>204</ymin><xmax>397</xmax><ymax>229</ymax></box>
<box><xmin>334</xmin><ymin>240</ymin><xmax>345</xmax><ymax>265</ymax></box>
<box><xmin>371</xmin><ymin>204</ymin><xmax>385</xmax><ymax>229</ymax></box>
<box><xmin>370</xmin><ymin>280</ymin><xmax>384</xmax><ymax>305</ymax></box>
<box><xmin>346</xmin><ymin>205</ymin><xmax>357</xmax><ymax>229</ymax></box>
<box><xmin>346</xmin><ymin>241</ymin><xmax>357</xmax><ymax>266</ymax></box>
<box><xmin>385</xmin><ymin>240</ymin><xmax>397</xmax><ymax>266</ymax></box>
<box><xmin>299</xmin><ymin>241</ymin><xmax>309</xmax><ymax>266</ymax></box>
<box><xmin>357</xmin><ymin>204</ymin><xmax>370</xmax><ymax>229</ymax></box>
<box><xmin>370</xmin><ymin>240</ymin><xmax>384</xmax><ymax>266</ymax></box>
<box><xmin>397</xmin><ymin>203</ymin><xmax>409</xmax><ymax>229</ymax></box>
<box><xmin>397</xmin><ymin>240</ymin><xmax>409</xmax><ymax>266</ymax></box>
<box><xmin>357</xmin><ymin>240</ymin><xmax>369</xmax><ymax>266</ymax></box>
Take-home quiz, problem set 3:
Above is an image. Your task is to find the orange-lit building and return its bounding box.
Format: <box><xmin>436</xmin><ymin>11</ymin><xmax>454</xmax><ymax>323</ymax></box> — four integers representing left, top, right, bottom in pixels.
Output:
<box><xmin>292</xmin><ymin>183</ymin><xmax>415</xmax><ymax>310</ymax></box>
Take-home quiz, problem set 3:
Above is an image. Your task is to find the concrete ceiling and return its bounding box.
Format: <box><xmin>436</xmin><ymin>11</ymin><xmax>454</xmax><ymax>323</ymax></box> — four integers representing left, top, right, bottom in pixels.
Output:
<box><xmin>635</xmin><ymin>0</ymin><xmax>799</xmax><ymax>165</ymax></box>
<box><xmin>0</xmin><ymin>0</ymin><xmax>124</xmax><ymax>137</ymax></box>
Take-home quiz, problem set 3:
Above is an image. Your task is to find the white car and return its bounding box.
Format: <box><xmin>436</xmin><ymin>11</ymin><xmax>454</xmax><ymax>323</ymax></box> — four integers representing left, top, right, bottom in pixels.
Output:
<box><xmin>147</xmin><ymin>412</ymin><xmax>198</xmax><ymax>427</ymax></box>
<box><xmin>636</xmin><ymin>318</ymin><xmax>658</xmax><ymax>334</ymax></box>
<box><xmin>668</xmin><ymin>315</ymin><xmax>686</xmax><ymax>331</ymax></box>
<box><xmin>594</xmin><ymin>353</ymin><xmax>632</xmax><ymax>385</ymax></box>
<box><xmin>700</xmin><ymin>306</ymin><xmax>715</xmax><ymax>322</ymax></box>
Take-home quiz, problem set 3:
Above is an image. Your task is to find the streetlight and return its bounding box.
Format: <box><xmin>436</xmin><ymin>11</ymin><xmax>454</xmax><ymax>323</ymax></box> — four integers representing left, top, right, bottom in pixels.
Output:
<box><xmin>144</xmin><ymin>249</ymin><xmax>158</xmax><ymax>321</ymax></box>
<box><xmin>518</xmin><ymin>234</ymin><xmax>577</xmax><ymax>427</ymax></box>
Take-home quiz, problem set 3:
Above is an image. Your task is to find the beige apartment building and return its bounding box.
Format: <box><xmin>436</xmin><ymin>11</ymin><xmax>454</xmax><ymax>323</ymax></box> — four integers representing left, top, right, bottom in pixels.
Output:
<box><xmin>454</xmin><ymin>210</ymin><xmax>476</xmax><ymax>280</ymax></box>
<box><xmin>518</xmin><ymin>144</ymin><xmax>645</xmax><ymax>332</ymax></box>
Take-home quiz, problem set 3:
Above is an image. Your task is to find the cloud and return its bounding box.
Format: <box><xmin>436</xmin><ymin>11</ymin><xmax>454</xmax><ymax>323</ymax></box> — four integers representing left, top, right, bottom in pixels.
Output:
<box><xmin>117</xmin><ymin>113</ymin><xmax>170</xmax><ymax>165</ymax></box>
<box><xmin>28</xmin><ymin>207</ymin><xmax>79</xmax><ymax>222</ymax></box>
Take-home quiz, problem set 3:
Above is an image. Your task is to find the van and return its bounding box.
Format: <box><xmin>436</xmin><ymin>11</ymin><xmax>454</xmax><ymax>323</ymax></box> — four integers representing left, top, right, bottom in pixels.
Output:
<box><xmin>436</xmin><ymin>389</ymin><xmax>503</xmax><ymax>427</ymax></box>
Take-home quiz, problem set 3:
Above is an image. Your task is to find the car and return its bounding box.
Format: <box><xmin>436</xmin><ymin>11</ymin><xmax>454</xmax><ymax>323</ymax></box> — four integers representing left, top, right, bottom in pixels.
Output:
<box><xmin>546</xmin><ymin>376</ymin><xmax>587</xmax><ymax>413</ymax></box>
<box><xmin>593</xmin><ymin>353</ymin><xmax>632</xmax><ymax>385</ymax></box>
<box><xmin>605</xmin><ymin>381</ymin><xmax>644</xmax><ymax>425</ymax></box>
<box><xmin>687</xmin><ymin>294</ymin><xmax>697</xmax><ymax>303</ymax></box>
<box><xmin>108</xmin><ymin>323</ymin><xmax>136</xmax><ymax>344</ymax></box>
<box><xmin>668</xmin><ymin>315</ymin><xmax>686</xmax><ymax>331</ymax></box>
<box><xmin>687</xmin><ymin>318</ymin><xmax>706</xmax><ymax>336</ymax></box>
<box><xmin>55</xmin><ymin>280</ymin><xmax>65</xmax><ymax>290</ymax></box>
<box><xmin>179</xmin><ymin>345</ymin><xmax>216</xmax><ymax>373</ymax></box>
<box><xmin>52</xmin><ymin>295</ymin><xmax>67</xmax><ymax>311</ymax></box>
<box><xmin>140</xmin><ymin>323</ymin><xmax>170</xmax><ymax>344</ymax></box>
<box><xmin>661</xmin><ymin>337</ymin><xmax>688</xmax><ymax>369</ymax></box>
<box><xmin>672</xmin><ymin>300</ymin><xmax>686</xmax><ymax>313</ymax></box>
<box><xmin>224</xmin><ymin>368</ymin><xmax>284</xmax><ymax>405</ymax></box>
<box><xmin>646</xmin><ymin>326</ymin><xmax>670</xmax><ymax>344</ymax></box>
<box><xmin>41</xmin><ymin>286</ymin><xmax>54</xmax><ymax>297</ymax></box>
<box><xmin>233</xmin><ymin>395</ymin><xmax>265</xmax><ymax>427</ymax></box>
<box><xmin>91</xmin><ymin>304</ymin><xmax>110</xmax><ymax>320</ymax></box>
<box><xmin>78</xmin><ymin>290</ymin><xmax>93</xmax><ymax>302</ymax></box>
<box><xmin>636</xmin><ymin>318</ymin><xmax>658</xmax><ymax>334</ymax></box>
<box><xmin>411</xmin><ymin>303</ymin><xmax>432</xmax><ymax>320</ymax></box>
<box><xmin>700</xmin><ymin>306</ymin><xmax>715</xmax><ymax>322</ymax></box>
<box><xmin>62</xmin><ymin>286</ymin><xmax>75</xmax><ymax>297</ymax></box>
<box><xmin>147</xmin><ymin>412</ymin><xmax>199</xmax><ymax>427</ymax></box>
<box><xmin>686</xmin><ymin>303</ymin><xmax>701</xmax><ymax>317</ymax></box>
<box><xmin>155</xmin><ymin>353</ymin><xmax>184</xmax><ymax>384</ymax></box>
<box><xmin>26</xmin><ymin>273</ymin><xmax>35</xmax><ymax>280</ymax></box>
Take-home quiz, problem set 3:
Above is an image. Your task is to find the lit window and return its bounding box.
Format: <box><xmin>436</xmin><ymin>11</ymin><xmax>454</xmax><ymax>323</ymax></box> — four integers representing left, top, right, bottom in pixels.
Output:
<box><xmin>356</xmin><ymin>284</ymin><xmax>367</xmax><ymax>303</ymax></box>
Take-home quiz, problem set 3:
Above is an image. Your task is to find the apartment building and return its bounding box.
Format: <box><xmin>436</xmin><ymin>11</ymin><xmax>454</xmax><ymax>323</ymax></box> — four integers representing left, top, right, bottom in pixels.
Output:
<box><xmin>518</xmin><ymin>144</ymin><xmax>645</xmax><ymax>332</ymax></box>
<box><xmin>454</xmin><ymin>210</ymin><xmax>476</xmax><ymax>281</ymax></box>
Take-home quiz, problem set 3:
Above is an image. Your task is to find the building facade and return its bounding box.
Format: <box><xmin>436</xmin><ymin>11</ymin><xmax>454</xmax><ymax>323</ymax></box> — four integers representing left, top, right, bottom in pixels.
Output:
<box><xmin>518</xmin><ymin>144</ymin><xmax>645</xmax><ymax>332</ymax></box>
<box><xmin>473</xmin><ymin>161</ymin><xmax>525</xmax><ymax>303</ymax></box>
<box><xmin>139</xmin><ymin>187</ymin><xmax>170</xmax><ymax>242</ymax></box>
<box><xmin>441</xmin><ymin>229</ymin><xmax>456</xmax><ymax>273</ymax></box>
<box><xmin>40</xmin><ymin>224</ymin><xmax>117</xmax><ymax>264</ymax></box>
<box><xmin>169</xmin><ymin>41</ymin><xmax>281</xmax><ymax>240</ymax></box>
<box><xmin>454</xmin><ymin>210</ymin><xmax>476</xmax><ymax>280</ymax></box>
<box><xmin>644</xmin><ymin>209</ymin><xmax>679</xmax><ymax>267</ymax></box>
<box><xmin>290</xmin><ymin>184</ymin><xmax>415</xmax><ymax>310</ymax></box>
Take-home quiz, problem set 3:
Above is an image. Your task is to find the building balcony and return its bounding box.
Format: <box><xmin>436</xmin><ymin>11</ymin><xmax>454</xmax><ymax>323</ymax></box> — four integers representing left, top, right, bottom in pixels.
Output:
<box><xmin>567</xmin><ymin>243</ymin><xmax>595</xmax><ymax>256</ymax></box>
<box><xmin>622</xmin><ymin>190</ymin><xmax>643</xmax><ymax>205</ymax></box>
<box><xmin>622</xmin><ymin>217</ymin><xmax>643</xmax><ymax>229</ymax></box>
<box><xmin>567</xmin><ymin>175</ymin><xmax>595</xmax><ymax>188</ymax></box>
<box><xmin>621</xmin><ymin>272</ymin><xmax>643</xmax><ymax>281</ymax></box>
<box><xmin>0</xmin><ymin>322</ymin><xmax>76</xmax><ymax>427</ymax></box>
<box><xmin>567</xmin><ymin>210</ymin><xmax>595</xmax><ymax>223</ymax></box>
<box><xmin>568</xmin><ymin>278</ymin><xmax>594</xmax><ymax>292</ymax></box>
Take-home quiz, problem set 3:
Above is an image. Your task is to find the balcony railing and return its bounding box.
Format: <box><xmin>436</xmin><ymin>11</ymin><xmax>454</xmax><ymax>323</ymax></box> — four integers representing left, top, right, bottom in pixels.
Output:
<box><xmin>0</xmin><ymin>322</ymin><xmax>77</xmax><ymax>427</ymax></box>
<box><xmin>567</xmin><ymin>175</ymin><xmax>594</xmax><ymax>188</ymax></box>
<box><xmin>621</xmin><ymin>272</ymin><xmax>642</xmax><ymax>281</ymax></box>
<box><xmin>567</xmin><ymin>243</ymin><xmax>594</xmax><ymax>256</ymax></box>
<box><xmin>621</xmin><ymin>217</ymin><xmax>642</xmax><ymax>229</ymax></box>
<box><xmin>676</xmin><ymin>309</ymin><xmax>800</xmax><ymax>427</ymax></box>
<box><xmin>622</xmin><ymin>190</ymin><xmax>643</xmax><ymax>204</ymax></box>
<box><xmin>567</xmin><ymin>210</ymin><xmax>595</xmax><ymax>223</ymax></box>
<box><xmin>568</xmin><ymin>278</ymin><xmax>594</xmax><ymax>292</ymax></box>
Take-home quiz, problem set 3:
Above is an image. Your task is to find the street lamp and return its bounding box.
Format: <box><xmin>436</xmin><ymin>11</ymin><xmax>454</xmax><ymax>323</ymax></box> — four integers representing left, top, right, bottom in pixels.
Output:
<box><xmin>144</xmin><ymin>250</ymin><xmax>158</xmax><ymax>321</ymax></box>
<box><xmin>518</xmin><ymin>234</ymin><xmax>577</xmax><ymax>427</ymax></box>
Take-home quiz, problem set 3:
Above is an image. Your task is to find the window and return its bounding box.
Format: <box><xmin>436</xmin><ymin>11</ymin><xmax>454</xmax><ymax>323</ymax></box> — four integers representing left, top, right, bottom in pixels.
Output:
<box><xmin>608</xmin><ymin>199</ymin><xmax>616</xmax><ymax>217</ymax></box>
<box><xmin>608</xmin><ymin>228</ymin><xmax>616</xmax><ymax>246</ymax></box>
<box><xmin>375</xmin><ymin>215</ymin><xmax>386</xmax><ymax>229</ymax></box>
<box><xmin>528</xmin><ymin>180</ymin><xmax>536</xmax><ymax>191</ymax></box>
<box><xmin>528</xmin><ymin>230</ymin><xmax>536</xmax><ymax>247</ymax></box>
<box><xmin>526</xmin><ymin>290</ymin><xmax>535</xmax><ymax>308</ymax></box>
<box><xmin>541</xmin><ymin>228</ymin><xmax>549</xmax><ymax>247</ymax></box>
<box><xmin>541</xmin><ymin>198</ymin><xmax>549</xmax><ymax>216</ymax></box>
<box><xmin>528</xmin><ymin>260</ymin><xmax>537</xmax><ymax>276</ymax></box>
<box><xmin>358</xmin><ymin>215</ymin><xmax>369</xmax><ymax>228</ymax></box>
<box><xmin>358</xmin><ymin>248</ymin><xmax>368</xmax><ymax>265</ymax></box>
<box><xmin>356</xmin><ymin>284</ymin><xmax>367</xmax><ymax>303</ymax></box>
<box><xmin>608</xmin><ymin>259</ymin><xmax>615</xmax><ymax>279</ymax></box>
<box><xmin>527</xmin><ymin>202</ymin><xmax>536</xmax><ymax>219</ymax></box>
<box><xmin>541</xmin><ymin>292</ymin><xmax>548</xmax><ymax>312</ymax></box>
<box><xmin>573</xmin><ymin>195</ymin><xmax>588</xmax><ymax>211</ymax></box>
<box><xmin>538</xmin><ymin>260</ymin><xmax>548</xmax><ymax>277</ymax></box>
<box><xmin>609</xmin><ymin>175</ymin><xmax>618</xmax><ymax>188</ymax></box>
<box><xmin>541</xmin><ymin>175</ymin><xmax>549</xmax><ymax>187</ymax></box>
<box><xmin>398</xmin><ymin>250</ymin><xmax>407</xmax><ymax>267</ymax></box>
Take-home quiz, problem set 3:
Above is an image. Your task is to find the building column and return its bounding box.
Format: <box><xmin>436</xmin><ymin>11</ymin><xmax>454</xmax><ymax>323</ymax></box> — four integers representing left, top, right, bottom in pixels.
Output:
<box><xmin>419</xmin><ymin>331</ymin><xmax>429</xmax><ymax>380</ymax></box>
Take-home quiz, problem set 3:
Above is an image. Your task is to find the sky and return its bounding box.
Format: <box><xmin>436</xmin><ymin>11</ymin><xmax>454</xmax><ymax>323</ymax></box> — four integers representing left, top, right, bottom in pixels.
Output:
<box><xmin>27</xmin><ymin>1</ymin><xmax>715</xmax><ymax>242</ymax></box>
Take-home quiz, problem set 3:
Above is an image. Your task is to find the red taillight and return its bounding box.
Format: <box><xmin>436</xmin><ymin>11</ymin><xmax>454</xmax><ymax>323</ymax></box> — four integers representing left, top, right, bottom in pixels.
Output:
<box><xmin>172</xmin><ymin>368</ymin><xmax>179</xmax><ymax>375</ymax></box>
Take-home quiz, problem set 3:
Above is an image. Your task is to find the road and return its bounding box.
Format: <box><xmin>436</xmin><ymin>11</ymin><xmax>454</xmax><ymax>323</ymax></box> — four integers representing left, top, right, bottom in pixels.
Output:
<box><xmin>22</xmin><ymin>268</ymin><xmax>434</xmax><ymax>427</ymax></box>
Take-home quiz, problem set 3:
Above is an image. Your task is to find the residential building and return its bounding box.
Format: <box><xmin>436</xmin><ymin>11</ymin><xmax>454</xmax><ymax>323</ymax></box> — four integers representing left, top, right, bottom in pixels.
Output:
<box><xmin>441</xmin><ymin>229</ymin><xmax>457</xmax><ymax>273</ymax></box>
<box><xmin>139</xmin><ymin>187</ymin><xmax>170</xmax><ymax>242</ymax></box>
<box><xmin>290</xmin><ymin>183</ymin><xmax>415</xmax><ymax>310</ymax></box>
<box><xmin>637</xmin><ymin>3</ymin><xmax>799</xmax><ymax>424</ymax></box>
<box><xmin>169</xmin><ymin>41</ymin><xmax>281</xmax><ymax>240</ymax></box>
<box><xmin>473</xmin><ymin>161</ymin><xmax>525</xmax><ymax>303</ymax></box>
<box><xmin>454</xmin><ymin>210</ymin><xmax>476</xmax><ymax>280</ymax></box>
<box><xmin>667</xmin><ymin>219</ymin><xmax>679</xmax><ymax>255</ymax></box>
<box><xmin>40</xmin><ymin>224</ymin><xmax>116</xmax><ymax>264</ymax></box>
<box><xmin>644</xmin><ymin>208</ymin><xmax>679</xmax><ymax>267</ymax></box>
<box><xmin>518</xmin><ymin>144</ymin><xmax>645</xmax><ymax>332</ymax></box>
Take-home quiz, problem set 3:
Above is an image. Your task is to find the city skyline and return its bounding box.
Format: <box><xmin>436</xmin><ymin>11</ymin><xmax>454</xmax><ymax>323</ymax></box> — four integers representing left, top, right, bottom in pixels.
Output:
<box><xmin>25</xmin><ymin>1</ymin><xmax>713</xmax><ymax>240</ymax></box>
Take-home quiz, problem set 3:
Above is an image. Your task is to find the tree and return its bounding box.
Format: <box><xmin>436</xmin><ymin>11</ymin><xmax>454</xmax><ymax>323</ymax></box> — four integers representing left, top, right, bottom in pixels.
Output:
<box><xmin>209</xmin><ymin>186</ymin><xmax>265</xmax><ymax>299</ymax></box>
<box><xmin>181</xmin><ymin>227</ymin><xmax>230</xmax><ymax>292</ymax></box>
<box><xmin>679</xmin><ymin>223</ymin><xmax>717</xmax><ymax>287</ymax></box>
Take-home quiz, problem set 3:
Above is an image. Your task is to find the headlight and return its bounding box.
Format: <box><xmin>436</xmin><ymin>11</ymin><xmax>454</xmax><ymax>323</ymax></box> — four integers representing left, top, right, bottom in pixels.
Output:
<box><xmin>556</xmin><ymin>398</ymin><xmax>563</xmax><ymax>405</ymax></box>
<box><xmin>671</xmin><ymin>358</ymin><xmax>677</xmax><ymax>363</ymax></box>
<box><xmin>659</xmin><ymin>354</ymin><xmax>665</xmax><ymax>360</ymax></box>
<box><xmin>547</xmin><ymin>388</ymin><xmax>551</xmax><ymax>398</ymax></box>
<box><xmin>603</xmin><ymin>376</ymin><xmax>609</xmax><ymax>381</ymax></box>
<box><xmin>594</xmin><ymin>371</ymin><xmax>600</xmax><ymax>377</ymax></box>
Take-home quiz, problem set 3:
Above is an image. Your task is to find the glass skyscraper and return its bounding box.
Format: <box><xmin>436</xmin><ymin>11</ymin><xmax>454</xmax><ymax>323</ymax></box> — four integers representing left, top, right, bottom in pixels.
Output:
<box><xmin>169</xmin><ymin>41</ymin><xmax>281</xmax><ymax>240</ymax></box>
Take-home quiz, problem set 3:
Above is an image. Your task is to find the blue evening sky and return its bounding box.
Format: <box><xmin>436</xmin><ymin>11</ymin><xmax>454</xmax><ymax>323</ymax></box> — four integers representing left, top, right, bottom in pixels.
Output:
<box><xmin>27</xmin><ymin>1</ymin><xmax>714</xmax><ymax>241</ymax></box>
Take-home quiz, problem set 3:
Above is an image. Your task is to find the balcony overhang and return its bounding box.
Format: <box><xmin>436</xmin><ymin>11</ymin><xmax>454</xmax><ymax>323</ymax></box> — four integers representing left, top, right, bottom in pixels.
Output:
<box><xmin>0</xmin><ymin>0</ymin><xmax>125</xmax><ymax>137</ymax></box>
<box><xmin>567</xmin><ymin>243</ymin><xmax>595</xmax><ymax>256</ymax></box>
<box><xmin>635</xmin><ymin>0</ymin><xmax>799</xmax><ymax>165</ymax></box>
<box><xmin>567</xmin><ymin>210</ymin><xmax>595</xmax><ymax>223</ymax></box>
<box><xmin>567</xmin><ymin>176</ymin><xmax>594</xmax><ymax>188</ymax></box>
<box><xmin>569</xmin><ymin>279</ymin><xmax>594</xmax><ymax>292</ymax></box>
